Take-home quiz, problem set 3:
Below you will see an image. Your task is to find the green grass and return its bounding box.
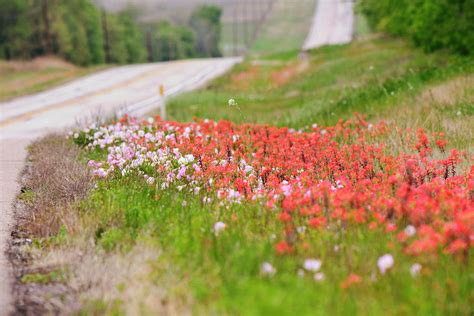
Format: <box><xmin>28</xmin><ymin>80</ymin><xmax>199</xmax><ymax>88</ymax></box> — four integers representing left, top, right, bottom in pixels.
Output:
<box><xmin>23</xmin><ymin>36</ymin><xmax>474</xmax><ymax>314</ymax></box>
<box><xmin>74</xmin><ymin>37</ymin><xmax>472</xmax><ymax>314</ymax></box>
<box><xmin>220</xmin><ymin>20</ymin><xmax>260</xmax><ymax>56</ymax></box>
<box><xmin>166</xmin><ymin>36</ymin><xmax>474</xmax><ymax>152</ymax></box>
<box><xmin>250</xmin><ymin>0</ymin><xmax>317</xmax><ymax>55</ymax></box>
<box><xmin>168</xmin><ymin>37</ymin><xmax>473</xmax><ymax>128</ymax></box>
<box><xmin>21</xmin><ymin>270</ymin><xmax>66</xmax><ymax>284</ymax></box>
<box><xmin>18</xmin><ymin>188</ymin><xmax>36</xmax><ymax>205</ymax></box>
<box><xmin>219</xmin><ymin>0</ymin><xmax>316</xmax><ymax>56</ymax></box>
<box><xmin>354</xmin><ymin>3</ymin><xmax>372</xmax><ymax>38</ymax></box>
<box><xmin>76</xmin><ymin>173</ymin><xmax>473</xmax><ymax>315</ymax></box>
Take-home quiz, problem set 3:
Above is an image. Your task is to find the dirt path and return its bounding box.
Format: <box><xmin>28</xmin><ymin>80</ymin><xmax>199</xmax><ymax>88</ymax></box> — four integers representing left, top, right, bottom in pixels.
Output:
<box><xmin>303</xmin><ymin>0</ymin><xmax>354</xmax><ymax>50</ymax></box>
<box><xmin>0</xmin><ymin>57</ymin><xmax>240</xmax><ymax>315</ymax></box>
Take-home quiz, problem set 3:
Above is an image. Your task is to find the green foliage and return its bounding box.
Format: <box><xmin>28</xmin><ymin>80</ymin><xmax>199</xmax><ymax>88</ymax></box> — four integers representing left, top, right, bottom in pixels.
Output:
<box><xmin>0</xmin><ymin>0</ymin><xmax>32</xmax><ymax>59</ymax></box>
<box><xmin>141</xmin><ymin>5</ymin><xmax>223</xmax><ymax>62</ymax></box>
<box><xmin>166</xmin><ymin>37</ymin><xmax>473</xmax><ymax>151</ymax></box>
<box><xmin>18</xmin><ymin>188</ymin><xmax>35</xmax><ymax>205</ymax></box>
<box><xmin>360</xmin><ymin>0</ymin><xmax>474</xmax><ymax>55</ymax></box>
<box><xmin>148</xmin><ymin>21</ymin><xmax>196</xmax><ymax>61</ymax></box>
<box><xmin>1</xmin><ymin>1</ymin><xmax>224</xmax><ymax>65</ymax></box>
<box><xmin>0</xmin><ymin>0</ymin><xmax>147</xmax><ymax>65</ymax></box>
<box><xmin>53</xmin><ymin>1</ymin><xmax>96</xmax><ymax>65</ymax></box>
<box><xmin>78</xmin><ymin>174</ymin><xmax>473</xmax><ymax>315</ymax></box>
<box><xmin>189</xmin><ymin>5</ymin><xmax>222</xmax><ymax>57</ymax></box>
<box><xmin>83</xmin><ymin>1</ymin><xmax>105</xmax><ymax>64</ymax></box>
<box><xmin>106</xmin><ymin>11</ymin><xmax>146</xmax><ymax>64</ymax></box>
<box><xmin>21</xmin><ymin>270</ymin><xmax>65</xmax><ymax>284</ymax></box>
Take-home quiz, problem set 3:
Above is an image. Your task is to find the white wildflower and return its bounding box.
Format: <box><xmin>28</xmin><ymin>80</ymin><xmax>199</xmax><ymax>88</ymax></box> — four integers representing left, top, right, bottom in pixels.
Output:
<box><xmin>377</xmin><ymin>254</ymin><xmax>394</xmax><ymax>275</ymax></box>
<box><xmin>185</xmin><ymin>154</ymin><xmax>195</xmax><ymax>163</ymax></box>
<box><xmin>297</xmin><ymin>269</ymin><xmax>305</xmax><ymax>277</ymax></box>
<box><xmin>304</xmin><ymin>259</ymin><xmax>322</xmax><ymax>272</ymax></box>
<box><xmin>214</xmin><ymin>221</ymin><xmax>226</xmax><ymax>236</ymax></box>
<box><xmin>314</xmin><ymin>272</ymin><xmax>325</xmax><ymax>282</ymax></box>
<box><xmin>296</xmin><ymin>226</ymin><xmax>306</xmax><ymax>234</ymax></box>
<box><xmin>228</xmin><ymin>98</ymin><xmax>237</xmax><ymax>107</ymax></box>
<box><xmin>410</xmin><ymin>263</ymin><xmax>422</xmax><ymax>277</ymax></box>
<box><xmin>261</xmin><ymin>262</ymin><xmax>276</xmax><ymax>276</ymax></box>
<box><xmin>404</xmin><ymin>225</ymin><xmax>416</xmax><ymax>237</ymax></box>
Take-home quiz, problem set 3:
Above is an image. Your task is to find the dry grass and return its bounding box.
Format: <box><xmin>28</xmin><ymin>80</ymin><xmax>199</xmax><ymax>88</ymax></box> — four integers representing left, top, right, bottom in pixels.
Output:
<box><xmin>0</xmin><ymin>56</ymin><xmax>76</xmax><ymax>73</ymax></box>
<box><xmin>379</xmin><ymin>74</ymin><xmax>474</xmax><ymax>154</ymax></box>
<box><xmin>0</xmin><ymin>57</ymin><xmax>104</xmax><ymax>101</ymax></box>
<box><xmin>33</xmin><ymin>243</ymin><xmax>192</xmax><ymax>315</ymax></box>
<box><xmin>19</xmin><ymin>134</ymin><xmax>92</xmax><ymax>237</ymax></box>
<box><xmin>16</xmin><ymin>135</ymin><xmax>189</xmax><ymax>314</ymax></box>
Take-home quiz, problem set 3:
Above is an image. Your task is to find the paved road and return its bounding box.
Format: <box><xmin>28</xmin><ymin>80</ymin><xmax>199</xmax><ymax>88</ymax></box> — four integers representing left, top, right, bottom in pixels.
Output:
<box><xmin>303</xmin><ymin>0</ymin><xmax>354</xmax><ymax>50</ymax></box>
<box><xmin>0</xmin><ymin>57</ymin><xmax>240</xmax><ymax>315</ymax></box>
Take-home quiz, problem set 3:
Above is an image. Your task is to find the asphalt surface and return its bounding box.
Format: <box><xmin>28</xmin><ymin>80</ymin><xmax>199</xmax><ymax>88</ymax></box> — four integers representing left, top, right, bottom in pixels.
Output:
<box><xmin>0</xmin><ymin>57</ymin><xmax>240</xmax><ymax>315</ymax></box>
<box><xmin>303</xmin><ymin>0</ymin><xmax>354</xmax><ymax>50</ymax></box>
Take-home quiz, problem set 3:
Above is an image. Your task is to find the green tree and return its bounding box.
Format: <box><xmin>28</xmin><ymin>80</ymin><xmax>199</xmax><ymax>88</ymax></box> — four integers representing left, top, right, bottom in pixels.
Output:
<box><xmin>54</xmin><ymin>1</ymin><xmax>91</xmax><ymax>65</ymax></box>
<box><xmin>189</xmin><ymin>5</ymin><xmax>222</xmax><ymax>57</ymax></box>
<box><xmin>83</xmin><ymin>0</ymin><xmax>104</xmax><ymax>64</ymax></box>
<box><xmin>146</xmin><ymin>21</ymin><xmax>195</xmax><ymax>62</ymax></box>
<box><xmin>117</xmin><ymin>10</ymin><xmax>146</xmax><ymax>63</ymax></box>
<box><xmin>360</xmin><ymin>0</ymin><xmax>474</xmax><ymax>55</ymax></box>
<box><xmin>0</xmin><ymin>0</ymin><xmax>32</xmax><ymax>59</ymax></box>
<box><xmin>1</xmin><ymin>0</ymin><xmax>214</xmax><ymax>65</ymax></box>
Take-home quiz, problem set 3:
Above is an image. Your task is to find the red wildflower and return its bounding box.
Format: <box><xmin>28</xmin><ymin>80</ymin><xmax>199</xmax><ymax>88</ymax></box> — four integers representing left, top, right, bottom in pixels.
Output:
<box><xmin>275</xmin><ymin>240</ymin><xmax>293</xmax><ymax>255</ymax></box>
<box><xmin>308</xmin><ymin>217</ymin><xmax>327</xmax><ymax>228</ymax></box>
<box><xmin>340</xmin><ymin>273</ymin><xmax>362</xmax><ymax>289</ymax></box>
<box><xmin>279</xmin><ymin>212</ymin><xmax>292</xmax><ymax>223</ymax></box>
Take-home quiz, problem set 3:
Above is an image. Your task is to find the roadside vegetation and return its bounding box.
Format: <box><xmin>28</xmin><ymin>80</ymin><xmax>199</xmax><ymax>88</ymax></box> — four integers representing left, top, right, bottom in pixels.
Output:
<box><xmin>249</xmin><ymin>0</ymin><xmax>316</xmax><ymax>56</ymax></box>
<box><xmin>168</xmin><ymin>36</ymin><xmax>473</xmax><ymax>151</ymax></box>
<box><xmin>359</xmin><ymin>0</ymin><xmax>474</xmax><ymax>55</ymax></box>
<box><xmin>0</xmin><ymin>57</ymin><xmax>106</xmax><ymax>101</ymax></box>
<box><xmin>0</xmin><ymin>0</ymin><xmax>223</xmax><ymax>66</ymax></box>
<box><xmin>12</xmin><ymin>33</ymin><xmax>474</xmax><ymax>314</ymax></box>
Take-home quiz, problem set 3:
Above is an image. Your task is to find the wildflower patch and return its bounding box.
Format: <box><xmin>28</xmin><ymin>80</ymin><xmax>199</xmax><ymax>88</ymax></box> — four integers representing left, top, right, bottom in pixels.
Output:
<box><xmin>74</xmin><ymin>114</ymin><xmax>473</xmax><ymax>257</ymax></box>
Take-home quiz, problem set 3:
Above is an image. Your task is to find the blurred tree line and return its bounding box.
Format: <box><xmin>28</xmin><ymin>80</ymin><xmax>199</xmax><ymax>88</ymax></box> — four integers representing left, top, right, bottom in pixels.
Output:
<box><xmin>360</xmin><ymin>0</ymin><xmax>474</xmax><ymax>55</ymax></box>
<box><xmin>0</xmin><ymin>0</ymin><xmax>222</xmax><ymax>65</ymax></box>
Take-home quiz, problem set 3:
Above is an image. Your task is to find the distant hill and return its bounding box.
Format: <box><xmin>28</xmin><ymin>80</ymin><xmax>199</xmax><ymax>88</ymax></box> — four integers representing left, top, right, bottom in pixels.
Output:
<box><xmin>94</xmin><ymin>0</ymin><xmax>236</xmax><ymax>24</ymax></box>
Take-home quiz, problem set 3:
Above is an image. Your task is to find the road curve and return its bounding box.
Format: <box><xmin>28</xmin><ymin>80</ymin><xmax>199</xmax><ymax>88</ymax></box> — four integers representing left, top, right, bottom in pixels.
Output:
<box><xmin>0</xmin><ymin>57</ymin><xmax>240</xmax><ymax>315</ymax></box>
<box><xmin>303</xmin><ymin>0</ymin><xmax>354</xmax><ymax>50</ymax></box>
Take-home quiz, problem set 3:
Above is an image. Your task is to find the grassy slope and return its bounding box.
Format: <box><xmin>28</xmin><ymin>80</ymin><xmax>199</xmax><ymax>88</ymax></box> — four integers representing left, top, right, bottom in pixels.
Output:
<box><xmin>168</xmin><ymin>36</ymin><xmax>474</xmax><ymax>151</ymax></box>
<box><xmin>0</xmin><ymin>57</ymin><xmax>105</xmax><ymax>102</ymax></box>
<box><xmin>18</xmin><ymin>37</ymin><xmax>474</xmax><ymax>314</ymax></box>
<box><xmin>249</xmin><ymin>0</ymin><xmax>317</xmax><ymax>55</ymax></box>
<box><xmin>220</xmin><ymin>0</ymin><xmax>316</xmax><ymax>56</ymax></box>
